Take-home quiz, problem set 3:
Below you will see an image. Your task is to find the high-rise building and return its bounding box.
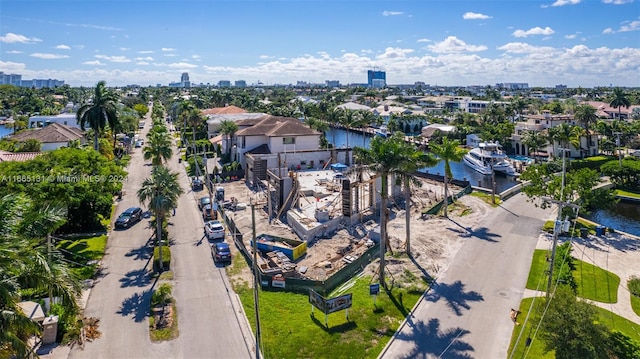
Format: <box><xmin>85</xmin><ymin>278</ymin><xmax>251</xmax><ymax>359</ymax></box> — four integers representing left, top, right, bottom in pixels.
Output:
<box><xmin>218</xmin><ymin>80</ymin><xmax>231</xmax><ymax>88</ymax></box>
<box><xmin>325</xmin><ymin>80</ymin><xmax>340</xmax><ymax>88</ymax></box>
<box><xmin>367</xmin><ymin>69</ymin><xmax>386</xmax><ymax>88</ymax></box>
<box><xmin>181</xmin><ymin>72</ymin><xmax>190</xmax><ymax>88</ymax></box>
<box><xmin>0</xmin><ymin>72</ymin><xmax>64</xmax><ymax>88</ymax></box>
<box><xmin>235</xmin><ymin>80</ymin><xmax>247</xmax><ymax>88</ymax></box>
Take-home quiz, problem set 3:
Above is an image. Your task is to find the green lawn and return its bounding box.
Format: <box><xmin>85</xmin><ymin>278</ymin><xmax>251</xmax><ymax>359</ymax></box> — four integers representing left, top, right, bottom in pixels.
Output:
<box><xmin>631</xmin><ymin>294</ymin><xmax>640</xmax><ymax>317</ymax></box>
<box><xmin>526</xmin><ymin>250</ymin><xmax>619</xmax><ymax>303</ymax></box>
<box><xmin>235</xmin><ymin>276</ymin><xmax>423</xmax><ymax>359</ymax></box>
<box><xmin>509</xmin><ymin>297</ymin><xmax>640</xmax><ymax>358</ymax></box>
<box><xmin>616</xmin><ymin>188</ymin><xmax>640</xmax><ymax>199</ymax></box>
<box><xmin>56</xmin><ymin>234</ymin><xmax>108</xmax><ymax>280</ymax></box>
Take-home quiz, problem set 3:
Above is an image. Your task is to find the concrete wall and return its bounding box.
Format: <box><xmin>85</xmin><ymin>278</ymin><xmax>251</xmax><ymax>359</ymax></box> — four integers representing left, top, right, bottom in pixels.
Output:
<box><xmin>287</xmin><ymin>209</ymin><xmax>343</xmax><ymax>242</ymax></box>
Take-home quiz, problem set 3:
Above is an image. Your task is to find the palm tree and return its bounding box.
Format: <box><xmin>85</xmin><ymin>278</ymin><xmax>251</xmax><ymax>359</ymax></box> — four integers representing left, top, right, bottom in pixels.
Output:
<box><xmin>609</xmin><ymin>87</ymin><xmax>630</xmax><ymax>120</ymax></box>
<box><xmin>554</xmin><ymin>123</ymin><xmax>582</xmax><ymax>155</ymax></box>
<box><xmin>521</xmin><ymin>131</ymin><xmax>548</xmax><ymax>163</ymax></box>
<box><xmin>0</xmin><ymin>194</ymin><xmax>81</xmax><ymax>358</ymax></box>
<box><xmin>353</xmin><ymin>132</ymin><xmax>416</xmax><ymax>287</ymax></box>
<box><xmin>220</xmin><ymin>119</ymin><xmax>239</xmax><ymax>160</ymax></box>
<box><xmin>394</xmin><ymin>142</ymin><xmax>439</xmax><ymax>256</ymax></box>
<box><xmin>144</xmin><ymin>130</ymin><xmax>173</xmax><ymax>166</ymax></box>
<box><xmin>574</xmin><ymin>104</ymin><xmax>598</xmax><ymax>155</ymax></box>
<box><xmin>76</xmin><ymin>80</ymin><xmax>119</xmax><ymax>151</ymax></box>
<box><xmin>429</xmin><ymin>137</ymin><xmax>466</xmax><ymax>216</ymax></box>
<box><xmin>137</xmin><ymin>166</ymin><xmax>183</xmax><ymax>272</ymax></box>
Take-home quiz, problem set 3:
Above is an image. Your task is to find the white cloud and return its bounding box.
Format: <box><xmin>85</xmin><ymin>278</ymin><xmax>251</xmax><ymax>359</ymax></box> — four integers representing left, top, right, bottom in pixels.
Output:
<box><xmin>498</xmin><ymin>42</ymin><xmax>555</xmax><ymax>54</ymax></box>
<box><xmin>603</xmin><ymin>27</ymin><xmax>615</xmax><ymax>34</ymax></box>
<box><xmin>463</xmin><ymin>12</ymin><xmax>491</xmax><ymax>20</ymax></box>
<box><xmin>513</xmin><ymin>26</ymin><xmax>555</xmax><ymax>37</ymax></box>
<box><xmin>417</xmin><ymin>38</ymin><xmax>431</xmax><ymax>43</ymax></box>
<box><xmin>94</xmin><ymin>54</ymin><xmax>131</xmax><ymax>63</ymax></box>
<box><xmin>550</xmin><ymin>0</ymin><xmax>581</xmax><ymax>6</ymax></box>
<box><xmin>192</xmin><ymin>55</ymin><xmax>201</xmax><ymax>60</ymax></box>
<box><xmin>564</xmin><ymin>34</ymin><xmax>578</xmax><ymax>39</ymax></box>
<box><xmin>382</xmin><ymin>11</ymin><xmax>403</xmax><ymax>16</ymax></box>
<box><xmin>162</xmin><ymin>48</ymin><xmax>176</xmax><ymax>52</ymax></box>
<box><xmin>30</xmin><ymin>53</ymin><xmax>69</xmax><ymax>59</ymax></box>
<box><xmin>55</xmin><ymin>44</ymin><xmax>71</xmax><ymax>50</ymax></box>
<box><xmin>619</xmin><ymin>20</ymin><xmax>640</xmax><ymax>32</ymax></box>
<box><xmin>6</xmin><ymin>50</ymin><xmax>23</xmax><ymax>54</ymax></box>
<box><xmin>376</xmin><ymin>47</ymin><xmax>415</xmax><ymax>60</ymax></box>
<box><xmin>602</xmin><ymin>0</ymin><xmax>634</xmax><ymax>4</ymax></box>
<box><xmin>427</xmin><ymin>36</ymin><xmax>488</xmax><ymax>53</ymax></box>
<box><xmin>120</xmin><ymin>47</ymin><xmax>130</xmax><ymax>51</ymax></box>
<box><xmin>135</xmin><ymin>56</ymin><xmax>154</xmax><ymax>61</ymax></box>
<box><xmin>167</xmin><ymin>62</ymin><xmax>198</xmax><ymax>69</ymax></box>
<box><xmin>138</xmin><ymin>50</ymin><xmax>154</xmax><ymax>54</ymax></box>
<box><xmin>163</xmin><ymin>53</ymin><xmax>178</xmax><ymax>57</ymax></box>
<box><xmin>0</xmin><ymin>33</ymin><xmax>42</xmax><ymax>44</ymax></box>
<box><xmin>136</xmin><ymin>61</ymin><xmax>150</xmax><ymax>65</ymax></box>
<box><xmin>82</xmin><ymin>60</ymin><xmax>105</xmax><ymax>66</ymax></box>
<box><xmin>0</xmin><ymin>60</ymin><xmax>26</xmax><ymax>72</ymax></box>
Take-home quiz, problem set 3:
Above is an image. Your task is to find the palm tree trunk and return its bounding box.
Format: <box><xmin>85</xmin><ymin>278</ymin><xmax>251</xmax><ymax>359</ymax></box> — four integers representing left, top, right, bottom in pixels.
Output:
<box><xmin>404</xmin><ymin>175</ymin><xmax>411</xmax><ymax>256</ymax></box>
<box><xmin>443</xmin><ymin>172</ymin><xmax>449</xmax><ymax>218</ymax></box>
<box><xmin>380</xmin><ymin>173</ymin><xmax>387</xmax><ymax>288</ymax></box>
<box><xmin>157</xmin><ymin>213</ymin><xmax>163</xmax><ymax>272</ymax></box>
<box><xmin>94</xmin><ymin>132</ymin><xmax>99</xmax><ymax>151</ymax></box>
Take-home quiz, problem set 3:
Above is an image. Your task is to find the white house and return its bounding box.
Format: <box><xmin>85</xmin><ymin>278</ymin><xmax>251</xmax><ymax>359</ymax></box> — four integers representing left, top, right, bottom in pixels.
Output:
<box><xmin>28</xmin><ymin>113</ymin><xmax>80</xmax><ymax>129</ymax></box>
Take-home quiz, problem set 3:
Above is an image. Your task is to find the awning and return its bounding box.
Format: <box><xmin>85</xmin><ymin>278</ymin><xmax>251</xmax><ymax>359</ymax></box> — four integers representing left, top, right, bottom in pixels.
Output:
<box><xmin>209</xmin><ymin>134</ymin><xmax>223</xmax><ymax>145</ymax></box>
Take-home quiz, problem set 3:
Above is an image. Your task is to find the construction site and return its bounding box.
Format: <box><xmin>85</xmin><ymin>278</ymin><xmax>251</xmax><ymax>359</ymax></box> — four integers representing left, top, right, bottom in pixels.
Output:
<box><xmin>215</xmin><ymin>163</ymin><xmax>472</xmax><ymax>292</ymax></box>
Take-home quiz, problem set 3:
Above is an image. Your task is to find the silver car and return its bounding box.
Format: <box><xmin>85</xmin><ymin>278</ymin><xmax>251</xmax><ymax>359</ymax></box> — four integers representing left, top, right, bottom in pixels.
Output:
<box><xmin>204</xmin><ymin>220</ymin><xmax>225</xmax><ymax>240</ymax></box>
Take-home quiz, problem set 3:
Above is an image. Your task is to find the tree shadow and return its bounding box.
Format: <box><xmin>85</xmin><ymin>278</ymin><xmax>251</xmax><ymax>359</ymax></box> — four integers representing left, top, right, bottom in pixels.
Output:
<box><xmin>570</xmin><ymin>233</ymin><xmax>640</xmax><ymax>253</ymax></box>
<box><xmin>498</xmin><ymin>203</ymin><xmax>519</xmax><ymax>217</ymax></box>
<box><xmin>119</xmin><ymin>268</ymin><xmax>152</xmax><ymax>288</ymax></box>
<box><xmin>124</xmin><ymin>244</ymin><xmax>153</xmax><ymax>261</ymax></box>
<box><xmin>117</xmin><ymin>276</ymin><xmax>157</xmax><ymax>323</ymax></box>
<box><xmin>424</xmin><ymin>280</ymin><xmax>484</xmax><ymax>316</ymax></box>
<box><xmin>393</xmin><ymin>317</ymin><xmax>474</xmax><ymax>359</ymax></box>
<box><xmin>446</xmin><ymin>220</ymin><xmax>500</xmax><ymax>243</ymax></box>
<box><xmin>409</xmin><ymin>255</ymin><xmax>435</xmax><ymax>285</ymax></box>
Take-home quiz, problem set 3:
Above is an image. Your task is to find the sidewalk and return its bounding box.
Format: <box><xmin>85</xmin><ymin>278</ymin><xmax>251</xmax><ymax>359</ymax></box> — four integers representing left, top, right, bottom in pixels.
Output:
<box><xmin>525</xmin><ymin>230</ymin><xmax>640</xmax><ymax>325</ymax></box>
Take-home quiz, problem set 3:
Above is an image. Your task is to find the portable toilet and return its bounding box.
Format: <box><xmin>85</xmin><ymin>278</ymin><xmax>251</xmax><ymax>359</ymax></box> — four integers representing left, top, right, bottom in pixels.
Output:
<box><xmin>215</xmin><ymin>186</ymin><xmax>225</xmax><ymax>201</ymax></box>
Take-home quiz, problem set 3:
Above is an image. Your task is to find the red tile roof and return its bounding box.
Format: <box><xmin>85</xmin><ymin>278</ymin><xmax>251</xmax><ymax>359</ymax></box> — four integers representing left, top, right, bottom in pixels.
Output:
<box><xmin>202</xmin><ymin>105</ymin><xmax>247</xmax><ymax>115</ymax></box>
<box><xmin>236</xmin><ymin>115</ymin><xmax>319</xmax><ymax>137</ymax></box>
<box><xmin>10</xmin><ymin>123</ymin><xmax>85</xmax><ymax>143</ymax></box>
<box><xmin>0</xmin><ymin>150</ymin><xmax>42</xmax><ymax>162</ymax></box>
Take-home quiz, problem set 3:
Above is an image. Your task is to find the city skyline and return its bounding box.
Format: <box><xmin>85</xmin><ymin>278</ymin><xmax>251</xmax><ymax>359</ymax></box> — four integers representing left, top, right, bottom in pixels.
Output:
<box><xmin>1</xmin><ymin>0</ymin><xmax>639</xmax><ymax>88</ymax></box>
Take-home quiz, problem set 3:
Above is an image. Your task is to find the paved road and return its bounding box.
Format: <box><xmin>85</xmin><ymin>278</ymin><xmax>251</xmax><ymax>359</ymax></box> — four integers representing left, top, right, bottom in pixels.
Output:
<box><xmin>69</xmin><ymin>115</ymin><xmax>254</xmax><ymax>359</ymax></box>
<box><xmin>380</xmin><ymin>193</ymin><xmax>553</xmax><ymax>359</ymax></box>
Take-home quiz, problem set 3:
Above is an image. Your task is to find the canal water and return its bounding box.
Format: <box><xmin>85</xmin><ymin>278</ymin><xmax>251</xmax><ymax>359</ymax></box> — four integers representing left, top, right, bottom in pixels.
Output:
<box><xmin>325</xmin><ymin>128</ymin><xmax>518</xmax><ymax>193</ymax></box>
<box><xmin>326</xmin><ymin>127</ymin><xmax>640</xmax><ymax>235</ymax></box>
<box><xmin>0</xmin><ymin>125</ymin><xmax>12</xmax><ymax>138</ymax></box>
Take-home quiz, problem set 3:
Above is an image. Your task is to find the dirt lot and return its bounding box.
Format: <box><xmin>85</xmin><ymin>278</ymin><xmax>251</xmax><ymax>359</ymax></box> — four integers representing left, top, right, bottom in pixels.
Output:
<box><xmin>218</xmin><ymin>177</ymin><xmax>493</xmax><ymax>290</ymax></box>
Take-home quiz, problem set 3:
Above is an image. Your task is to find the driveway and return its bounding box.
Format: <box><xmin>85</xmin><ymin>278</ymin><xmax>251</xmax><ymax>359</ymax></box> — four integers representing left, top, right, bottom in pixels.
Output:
<box><xmin>379</xmin><ymin>193</ymin><xmax>552</xmax><ymax>359</ymax></box>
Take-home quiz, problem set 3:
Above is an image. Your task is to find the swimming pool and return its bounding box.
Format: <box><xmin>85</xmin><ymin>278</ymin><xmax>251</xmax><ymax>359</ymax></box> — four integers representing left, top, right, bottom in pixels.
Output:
<box><xmin>508</xmin><ymin>155</ymin><xmax>534</xmax><ymax>163</ymax></box>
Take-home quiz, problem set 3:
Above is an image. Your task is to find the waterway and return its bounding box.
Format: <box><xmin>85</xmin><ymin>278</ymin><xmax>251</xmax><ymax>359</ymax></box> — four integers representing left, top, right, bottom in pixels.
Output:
<box><xmin>585</xmin><ymin>201</ymin><xmax>640</xmax><ymax>236</ymax></box>
<box><xmin>0</xmin><ymin>125</ymin><xmax>12</xmax><ymax>138</ymax></box>
<box><xmin>325</xmin><ymin>128</ymin><xmax>519</xmax><ymax>193</ymax></box>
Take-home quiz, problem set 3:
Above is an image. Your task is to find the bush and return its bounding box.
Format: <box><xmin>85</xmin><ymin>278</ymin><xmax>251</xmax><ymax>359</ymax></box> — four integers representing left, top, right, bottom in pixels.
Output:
<box><xmin>151</xmin><ymin>283</ymin><xmax>173</xmax><ymax>307</ymax></box>
<box><xmin>153</xmin><ymin>245</ymin><xmax>171</xmax><ymax>271</ymax></box>
<box><xmin>629</xmin><ymin>276</ymin><xmax>640</xmax><ymax>297</ymax></box>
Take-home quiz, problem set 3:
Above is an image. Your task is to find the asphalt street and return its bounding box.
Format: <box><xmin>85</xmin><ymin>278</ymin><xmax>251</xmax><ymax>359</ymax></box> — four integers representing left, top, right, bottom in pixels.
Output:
<box><xmin>68</xmin><ymin>115</ymin><xmax>255</xmax><ymax>359</ymax></box>
<box><xmin>379</xmin><ymin>193</ymin><xmax>553</xmax><ymax>359</ymax></box>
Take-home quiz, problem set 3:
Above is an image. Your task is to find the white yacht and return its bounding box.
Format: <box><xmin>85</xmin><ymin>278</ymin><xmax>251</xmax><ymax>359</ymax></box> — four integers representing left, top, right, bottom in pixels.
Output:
<box><xmin>374</xmin><ymin>125</ymin><xmax>389</xmax><ymax>138</ymax></box>
<box><xmin>463</xmin><ymin>142</ymin><xmax>517</xmax><ymax>176</ymax></box>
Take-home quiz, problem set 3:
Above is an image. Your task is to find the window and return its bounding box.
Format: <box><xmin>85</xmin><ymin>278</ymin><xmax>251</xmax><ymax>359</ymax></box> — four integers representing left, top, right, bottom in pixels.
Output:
<box><xmin>283</xmin><ymin>137</ymin><xmax>295</xmax><ymax>145</ymax></box>
<box><xmin>241</xmin><ymin>136</ymin><xmax>246</xmax><ymax>149</ymax></box>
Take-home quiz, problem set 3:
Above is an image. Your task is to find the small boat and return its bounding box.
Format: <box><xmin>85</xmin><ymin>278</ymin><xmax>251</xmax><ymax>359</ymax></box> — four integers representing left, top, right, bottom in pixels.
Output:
<box><xmin>463</xmin><ymin>142</ymin><xmax>517</xmax><ymax>176</ymax></box>
<box><xmin>374</xmin><ymin>125</ymin><xmax>389</xmax><ymax>138</ymax></box>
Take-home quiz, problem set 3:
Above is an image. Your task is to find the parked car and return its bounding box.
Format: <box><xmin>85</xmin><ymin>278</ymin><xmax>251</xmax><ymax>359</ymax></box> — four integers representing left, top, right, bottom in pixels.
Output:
<box><xmin>211</xmin><ymin>242</ymin><xmax>231</xmax><ymax>263</ymax></box>
<box><xmin>198</xmin><ymin>196</ymin><xmax>211</xmax><ymax>210</ymax></box>
<box><xmin>632</xmin><ymin>150</ymin><xmax>640</xmax><ymax>158</ymax></box>
<box><xmin>115</xmin><ymin>207</ymin><xmax>143</xmax><ymax>229</ymax></box>
<box><xmin>135</xmin><ymin>140</ymin><xmax>143</xmax><ymax>148</ymax></box>
<box><xmin>204</xmin><ymin>220</ymin><xmax>225</xmax><ymax>240</ymax></box>
<box><xmin>192</xmin><ymin>177</ymin><xmax>204</xmax><ymax>191</ymax></box>
<box><xmin>202</xmin><ymin>204</ymin><xmax>217</xmax><ymax>220</ymax></box>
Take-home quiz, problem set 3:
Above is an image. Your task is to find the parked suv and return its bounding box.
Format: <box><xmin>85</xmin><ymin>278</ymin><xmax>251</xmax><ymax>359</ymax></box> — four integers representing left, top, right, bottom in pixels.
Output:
<box><xmin>202</xmin><ymin>204</ymin><xmax>217</xmax><ymax>220</ymax></box>
<box><xmin>115</xmin><ymin>207</ymin><xmax>143</xmax><ymax>229</ymax></box>
<box><xmin>192</xmin><ymin>177</ymin><xmax>204</xmax><ymax>191</ymax></box>
<box><xmin>204</xmin><ymin>220</ymin><xmax>225</xmax><ymax>240</ymax></box>
<box><xmin>211</xmin><ymin>242</ymin><xmax>231</xmax><ymax>263</ymax></box>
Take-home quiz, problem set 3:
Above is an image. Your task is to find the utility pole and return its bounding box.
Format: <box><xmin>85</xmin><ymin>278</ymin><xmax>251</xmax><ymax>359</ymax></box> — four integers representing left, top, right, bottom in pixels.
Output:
<box><xmin>251</xmin><ymin>202</ymin><xmax>262</xmax><ymax>359</ymax></box>
<box><xmin>613</xmin><ymin>131</ymin><xmax>623</xmax><ymax>168</ymax></box>
<box><xmin>544</xmin><ymin>148</ymin><xmax>579</xmax><ymax>299</ymax></box>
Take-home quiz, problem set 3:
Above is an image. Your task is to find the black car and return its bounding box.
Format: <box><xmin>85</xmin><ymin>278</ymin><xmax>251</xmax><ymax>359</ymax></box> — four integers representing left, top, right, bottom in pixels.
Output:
<box><xmin>198</xmin><ymin>196</ymin><xmax>211</xmax><ymax>210</ymax></box>
<box><xmin>211</xmin><ymin>242</ymin><xmax>231</xmax><ymax>263</ymax></box>
<box><xmin>115</xmin><ymin>207</ymin><xmax>143</xmax><ymax>229</ymax></box>
<box><xmin>192</xmin><ymin>178</ymin><xmax>204</xmax><ymax>191</ymax></box>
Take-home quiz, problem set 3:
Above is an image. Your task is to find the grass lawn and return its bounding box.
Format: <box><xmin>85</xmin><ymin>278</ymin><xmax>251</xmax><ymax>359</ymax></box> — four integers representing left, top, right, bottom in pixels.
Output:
<box><xmin>616</xmin><ymin>188</ymin><xmax>640</xmax><ymax>199</ymax></box>
<box><xmin>526</xmin><ymin>250</ymin><xmax>619</xmax><ymax>303</ymax></box>
<box><xmin>631</xmin><ymin>294</ymin><xmax>640</xmax><ymax>317</ymax></box>
<box><xmin>469</xmin><ymin>191</ymin><xmax>500</xmax><ymax>207</ymax></box>
<box><xmin>509</xmin><ymin>297</ymin><xmax>640</xmax><ymax>358</ymax></box>
<box><xmin>235</xmin><ymin>275</ymin><xmax>423</xmax><ymax>359</ymax></box>
<box><xmin>56</xmin><ymin>234</ymin><xmax>108</xmax><ymax>280</ymax></box>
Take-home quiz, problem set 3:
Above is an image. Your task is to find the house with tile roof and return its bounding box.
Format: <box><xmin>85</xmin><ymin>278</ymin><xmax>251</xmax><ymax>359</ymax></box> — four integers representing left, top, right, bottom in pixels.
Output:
<box><xmin>9</xmin><ymin>123</ymin><xmax>86</xmax><ymax>151</ymax></box>
<box><xmin>0</xmin><ymin>150</ymin><xmax>42</xmax><ymax>162</ymax></box>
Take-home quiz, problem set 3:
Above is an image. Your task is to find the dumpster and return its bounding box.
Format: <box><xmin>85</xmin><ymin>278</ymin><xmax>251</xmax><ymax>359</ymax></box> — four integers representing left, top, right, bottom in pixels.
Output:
<box><xmin>251</xmin><ymin>234</ymin><xmax>307</xmax><ymax>261</ymax></box>
<box><xmin>595</xmin><ymin>225</ymin><xmax>605</xmax><ymax>236</ymax></box>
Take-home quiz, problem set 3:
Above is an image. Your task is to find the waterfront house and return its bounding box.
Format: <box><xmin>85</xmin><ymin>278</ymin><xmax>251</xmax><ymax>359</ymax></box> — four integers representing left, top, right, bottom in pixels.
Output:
<box><xmin>9</xmin><ymin>123</ymin><xmax>86</xmax><ymax>151</ymax></box>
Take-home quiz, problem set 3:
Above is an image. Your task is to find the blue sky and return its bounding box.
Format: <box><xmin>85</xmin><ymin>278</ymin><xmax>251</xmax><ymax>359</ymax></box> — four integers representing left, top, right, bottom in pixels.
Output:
<box><xmin>1</xmin><ymin>0</ymin><xmax>638</xmax><ymax>88</ymax></box>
